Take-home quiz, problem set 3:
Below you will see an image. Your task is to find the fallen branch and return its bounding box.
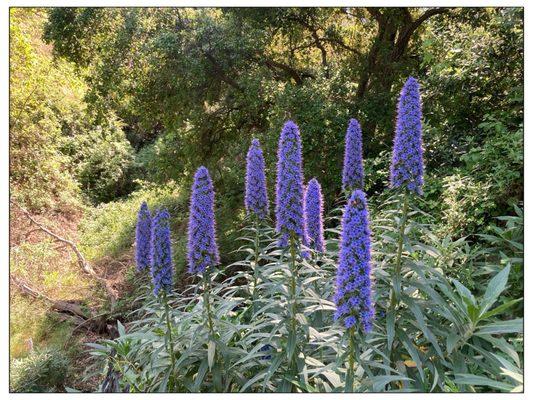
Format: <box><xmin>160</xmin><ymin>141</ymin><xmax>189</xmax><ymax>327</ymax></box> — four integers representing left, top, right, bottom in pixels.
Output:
<box><xmin>11</xmin><ymin>275</ymin><xmax>116</xmax><ymax>335</ymax></box>
<box><xmin>11</xmin><ymin>200</ymin><xmax>117</xmax><ymax>305</ymax></box>
<box><xmin>10</xmin><ymin>275</ymin><xmax>89</xmax><ymax>323</ymax></box>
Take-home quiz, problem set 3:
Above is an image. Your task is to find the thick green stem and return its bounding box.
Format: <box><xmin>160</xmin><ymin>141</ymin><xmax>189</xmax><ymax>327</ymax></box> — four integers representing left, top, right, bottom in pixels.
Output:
<box><xmin>288</xmin><ymin>233</ymin><xmax>299</xmax><ymax>391</ymax></box>
<box><xmin>203</xmin><ymin>268</ymin><xmax>224</xmax><ymax>391</ymax></box>
<box><xmin>346</xmin><ymin>328</ymin><xmax>356</xmax><ymax>392</ymax></box>
<box><xmin>389</xmin><ymin>192</ymin><xmax>410</xmax><ymax>310</ymax></box>
<box><xmin>388</xmin><ymin>191</ymin><xmax>410</xmax><ymax>387</ymax></box>
<box><xmin>289</xmin><ymin>234</ymin><xmax>297</xmax><ymax>328</ymax></box>
<box><xmin>163</xmin><ymin>292</ymin><xmax>176</xmax><ymax>391</ymax></box>
<box><xmin>252</xmin><ymin>218</ymin><xmax>260</xmax><ymax>313</ymax></box>
<box><xmin>203</xmin><ymin>269</ymin><xmax>215</xmax><ymax>338</ymax></box>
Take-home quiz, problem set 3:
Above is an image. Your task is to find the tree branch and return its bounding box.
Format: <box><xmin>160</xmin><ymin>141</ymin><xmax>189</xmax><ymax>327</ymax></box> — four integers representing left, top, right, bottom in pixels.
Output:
<box><xmin>286</xmin><ymin>14</ymin><xmax>330</xmax><ymax>77</ymax></box>
<box><xmin>319</xmin><ymin>37</ymin><xmax>361</xmax><ymax>57</ymax></box>
<box><xmin>366</xmin><ymin>7</ymin><xmax>383</xmax><ymax>23</ymax></box>
<box><xmin>203</xmin><ymin>51</ymin><xmax>244</xmax><ymax>92</ymax></box>
<box><xmin>10</xmin><ymin>274</ymin><xmax>88</xmax><ymax>322</ymax></box>
<box><xmin>261</xmin><ymin>57</ymin><xmax>315</xmax><ymax>84</ymax></box>
<box><xmin>411</xmin><ymin>7</ymin><xmax>449</xmax><ymax>33</ymax></box>
<box><xmin>11</xmin><ymin>200</ymin><xmax>117</xmax><ymax>304</ymax></box>
<box><xmin>394</xmin><ymin>8</ymin><xmax>449</xmax><ymax>59</ymax></box>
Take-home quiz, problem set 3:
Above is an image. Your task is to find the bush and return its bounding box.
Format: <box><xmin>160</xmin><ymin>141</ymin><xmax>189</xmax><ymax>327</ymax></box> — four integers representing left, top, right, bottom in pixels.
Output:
<box><xmin>10</xmin><ymin>349</ymin><xmax>69</xmax><ymax>392</ymax></box>
<box><xmin>63</xmin><ymin>113</ymin><xmax>136</xmax><ymax>204</ymax></box>
<box><xmin>10</xmin><ymin>8</ymin><xmax>85</xmax><ymax>212</ymax></box>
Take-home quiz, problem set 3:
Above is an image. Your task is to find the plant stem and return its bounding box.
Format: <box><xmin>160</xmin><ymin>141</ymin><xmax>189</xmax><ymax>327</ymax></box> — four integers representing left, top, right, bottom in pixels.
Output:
<box><xmin>288</xmin><ymin>233</ymin><xmax>299</xmax><ymax>391</ymax></box>
<box><xmin>346</xmin><ymin>328</ymin><xmax>356</xmax><ymax>392</ymax></box>
<box><xmin>252</xmin><ymin>218</ymin><xmax>260</xmax><ymax>314</ymax></box>
<box><xmin>163</xmin><ymin>291</ymin><xmax>176</xmax><ymax>391</ymax></box>
<box><xmin>203</xmin><ymin>267</ymin><xmax>224</xmax><ymax>391</ymax></box>
<box><xmin>390</xmin><ymin>192</ymin><xmax>410</xmax><ymax>310</ymax></box>
<box><xmin>388</xmin><ymin>191</ymin><xmax>410</xmax><ymax>388</ymax></box>
<box><xmin>203</xmin><ymin>269</ymin><xmax>215</xmax><ymax>338</ymax></box>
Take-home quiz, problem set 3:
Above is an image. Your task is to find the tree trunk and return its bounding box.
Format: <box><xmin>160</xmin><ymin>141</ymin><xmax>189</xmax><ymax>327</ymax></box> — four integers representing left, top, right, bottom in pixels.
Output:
<box><xmin>356</xmin><ymin>8</ymin><xmax>449</xmax><ymax>142</ymax></box>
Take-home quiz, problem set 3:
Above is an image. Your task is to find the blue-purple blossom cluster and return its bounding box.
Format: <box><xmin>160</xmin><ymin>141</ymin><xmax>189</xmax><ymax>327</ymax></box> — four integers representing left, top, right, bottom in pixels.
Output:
<box><xmin>150</xmin><ymin>209</ymin><xmax>173</xmax><ymax>295</ymax></box>
<box><xmin>304</xmin><ymin>178</ymin><xmax>325</xmax><ymax>253</ymax></box>
<box><xmin>188</xmin><ymin>166</ymin><xmax>220</xmax><ymax>274</ymax></box>
<box><xmin>245</xmin><ymin>139</ymin><xmax>269</xmax><ymax>220</ymax></box>
<box><xmin>135</xmin><ymin>201</ymin><xmax>152</xmax><ymax>271</ymax></box>
<box><xmin>390</xmin><ymin>76</ymin><xmax>424</xmax><ymax>195</ymax></box>
<box><xmin>134</xmin><ymin>76</ymin><xmax>426</xmax><ymax>333</ymax></box>
<box><xmin>275</xmin><ymin>121</ymin><xmax>306</xmax><ymax>247</ymax></box>
<box><xmin>342</xmin><ymin>118</ymin><xmax>364</xmax><ymax>192</ymax></box>
<box><xmin>334</xmin><ymin>190</ymin><xmax>374</xmax><ymax>332</ymax></box>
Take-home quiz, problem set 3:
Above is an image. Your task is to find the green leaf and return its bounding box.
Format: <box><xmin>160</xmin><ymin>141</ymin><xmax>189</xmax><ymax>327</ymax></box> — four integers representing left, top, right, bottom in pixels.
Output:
<box><xmin>476</xmin><ymin>318</ymin><xmax>523</xmax><ymax>335</ymax></box>
<box><xmin>371</xmin><ymin>375</ymin><xmax>412</xmax><ymax>391</ymax></box>
<box><xmin>480</xmin><ymin>298</ymin><xmax>522</xmax><ymax>320</ymax></box>
<box><xmin>386</xmin><ymin>311</ymin><xmax>395</xmax><ymax>352</ymax></box>
<box><xmin>287</xmin><ymin>329</ymin><xmax>297</xmax><ymax>361</ymax></box>
<box><xmin>452</xmin><ymin>279</ymin><xmax>477</xmax><ymax>308</ymax></box>
<box><xmin>501</xmin><ymin>368</ymin><xmax>523</xmax><ymax>384</ymax></box>
<box><xmin>404</xmin><ymin>298</ymin><xmax>445</xmax><ymax>360</ymax></box>
<box><xmin>479</xmin><ymin>265</ymin><xmax>510</xmax><ymax>316</ymax></box>
<box><xmin>320</xmin><ymin>370</ymin><xmax>342</xmax><ymax>388</ymax></box>
<box><xmin>193</xmin><ymin>359</ymin><xmax>208</xmax><ymax>391</ymax></box>
<box><xmin>396</xmin><ymin>330</ymin><xmax>425</xmax><ymax>384</ymax></box>
<box><xmin>446</xmin><ymin>333</ymin><xmax>461</xmax><ymax>354</ymax></box>
<box><xmin>207</xmin><ymin>340</ymin><xmax>216</xmax><ymax>370</ymax></box>
<box><xmin>117</xmin><ymin>320</ymin><xmax>126</xmax><ymax>336</ymax></box>
<box><xmin>454</xmin><ymin>374</ymin><xmax>514</xmax><ymax>391</ymax></box>
<box><xmin>262</xmin><ymin>354</ymin><xmax>284</xmax><ymax>391</ymax></box>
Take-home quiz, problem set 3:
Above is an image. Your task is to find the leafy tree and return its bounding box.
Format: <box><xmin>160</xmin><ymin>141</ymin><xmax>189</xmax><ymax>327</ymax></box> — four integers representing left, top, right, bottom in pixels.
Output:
<box><xmin>10</xmin><ymin>8</ymin><xmax>84</xmax><ymax>211</ymax></box>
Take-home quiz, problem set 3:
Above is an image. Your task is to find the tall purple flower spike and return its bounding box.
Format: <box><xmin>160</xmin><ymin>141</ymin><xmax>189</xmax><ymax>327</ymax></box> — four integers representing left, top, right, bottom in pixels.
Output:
<box><xmin>390</xmin><ymin>76</ymin><xmax>424</xmax><ymax>195</ymax></box>
<box><xmin>275</xmin><ymin>120</ymin><xmax>306</xmax><ymax>247</ymax></box>
<box><xmin>150</xmin><ymin>208</ymin><xmax>173</xmax><ymax>295</ymax></box>
<box><xmin>334</xmin><ymin>190</ymin><xmax>374</xmax><ymax>332</ymax></box>
<box><xmin>135</xmin><ymin>201</ymin><xmax>152</xmax><ymax>271</ymax></box>
<box><xmin>342</xmin><ymin>118</ymin><xmax>364</xmax><ymax>192</ymax></box>
<box><xmin>188</xmin><ymin>166</ymin><xmax>220</xmax><ymax>274</ymax></box>
<box><xmin>304</xmin><ymin>178</ymin><xmax>325</xmax><ymax>253</ymax></box>
<box><xmin>245</xmin><ymin>138</ymin><xmax>269</xmax><ymax>219</ymax></box>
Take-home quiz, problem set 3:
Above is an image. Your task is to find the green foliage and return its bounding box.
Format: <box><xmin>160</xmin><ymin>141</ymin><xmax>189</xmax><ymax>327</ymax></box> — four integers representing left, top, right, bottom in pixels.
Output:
<box><xmin>10</xmin><ymin>7</ymin><xmax>523</xmax><ymax>393</ymax></box>
<box><xmin>88</xmin><ymin>201</ymin><xmax>523</xmax><ymax>392</ymax></box>
<box><xmin>10</xmin><ymin>349</ymin><xmax>69</xmax><ymax>392</ymax></box>
<box><xmin>62</xmin><ymin>113</ymin><xmax>136</xmax><ymax>203</ymax></box>
<box><xmin>475</xmin><ymin>205</ymin><xmax>523</xmax><ymax>309</ymax></box>
<box><xmin>439</xmin><ymin>174</ymin><xmax>494</xmax><ymax>237</ymax></box>
<box><xmin>79</xmin><ymin>181</ymin><xmax>187</xmax><ymax>265</ymax></box>
<box><xmin>10</xmin><ymin>8</ymin><xmax>140</xmax><ymax>209</ymax></box>
<box><xmin>10</xmin><ymin>295</ymin><xmax>77</xmax><ymax>360</ymax></box>
<box><xmin>10</xmin><ymin>235</ymin><xmax>94</xmax><ymax>364</ymax></box>
<box><xmin>10</xmin><ymin>8</ymin><xmax>84</xmax><ymax>211</ymax></box>
<box><xmin>40</xmin><ymin>7</ymin><xmax>523</xmax><ymax>242</ymax></box>
<box><xmin>420</xmin><ymin>8</ymin><xmax>523</xmax><ymax>236</ymax></box>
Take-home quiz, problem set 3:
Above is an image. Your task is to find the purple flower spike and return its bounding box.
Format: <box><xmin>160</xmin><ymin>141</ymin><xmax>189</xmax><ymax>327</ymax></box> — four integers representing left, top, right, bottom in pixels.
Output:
<box><xmin>245</xmin><ymin>139</ymin><xmax>269</xmax><ymax>219</ymax></box>
<box><xmin>188</xmin><ymin>166</ymin><xmax>220</xmax><ymax>274</ymax></box>
<box><xmin>304</xmin><ymin>179</ymin><xmax>325</xmax><ymax>253</ymax></box>
<box><xmin>334</xmin><ymin>190</ymin><xmax>374</xmax><ymax>332</ymax></box>
<box><xmin>135</xmin><ymin>201</ymin><xmax>152</xmax><ymax>271</ymax></box>
<box><xmin>275</xmin><ymin>120</ymin><xmax>306</xmax><ymax>247</ymax></box>
<box><xmin>151</xmin><ymin>209</ymin><xmax>173</xmax><ymax>295</ymax></box>
<box><xmin>390</xmin><ymin>77</ymin><xmax>424</xmax><ymax>195</ymax></box>
<box><xmin>342</xmin><ymin>118</ymin><xmax>364</xmax><ymax>192</ymax></box>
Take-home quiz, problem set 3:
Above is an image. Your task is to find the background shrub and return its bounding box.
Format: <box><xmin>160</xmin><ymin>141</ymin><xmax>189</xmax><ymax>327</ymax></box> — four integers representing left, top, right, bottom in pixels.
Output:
<box><xmin>10</xmin><ymin>349</ymin><xmax>69</xmax><ymax>392</ymax></box>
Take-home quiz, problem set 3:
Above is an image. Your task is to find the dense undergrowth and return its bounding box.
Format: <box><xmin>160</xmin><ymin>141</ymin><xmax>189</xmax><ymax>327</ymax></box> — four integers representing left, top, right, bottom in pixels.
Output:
<box><xmin>88</xmin><ymin>195</ymin><xmax>523</xmax><ymax>392</ymax></box>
